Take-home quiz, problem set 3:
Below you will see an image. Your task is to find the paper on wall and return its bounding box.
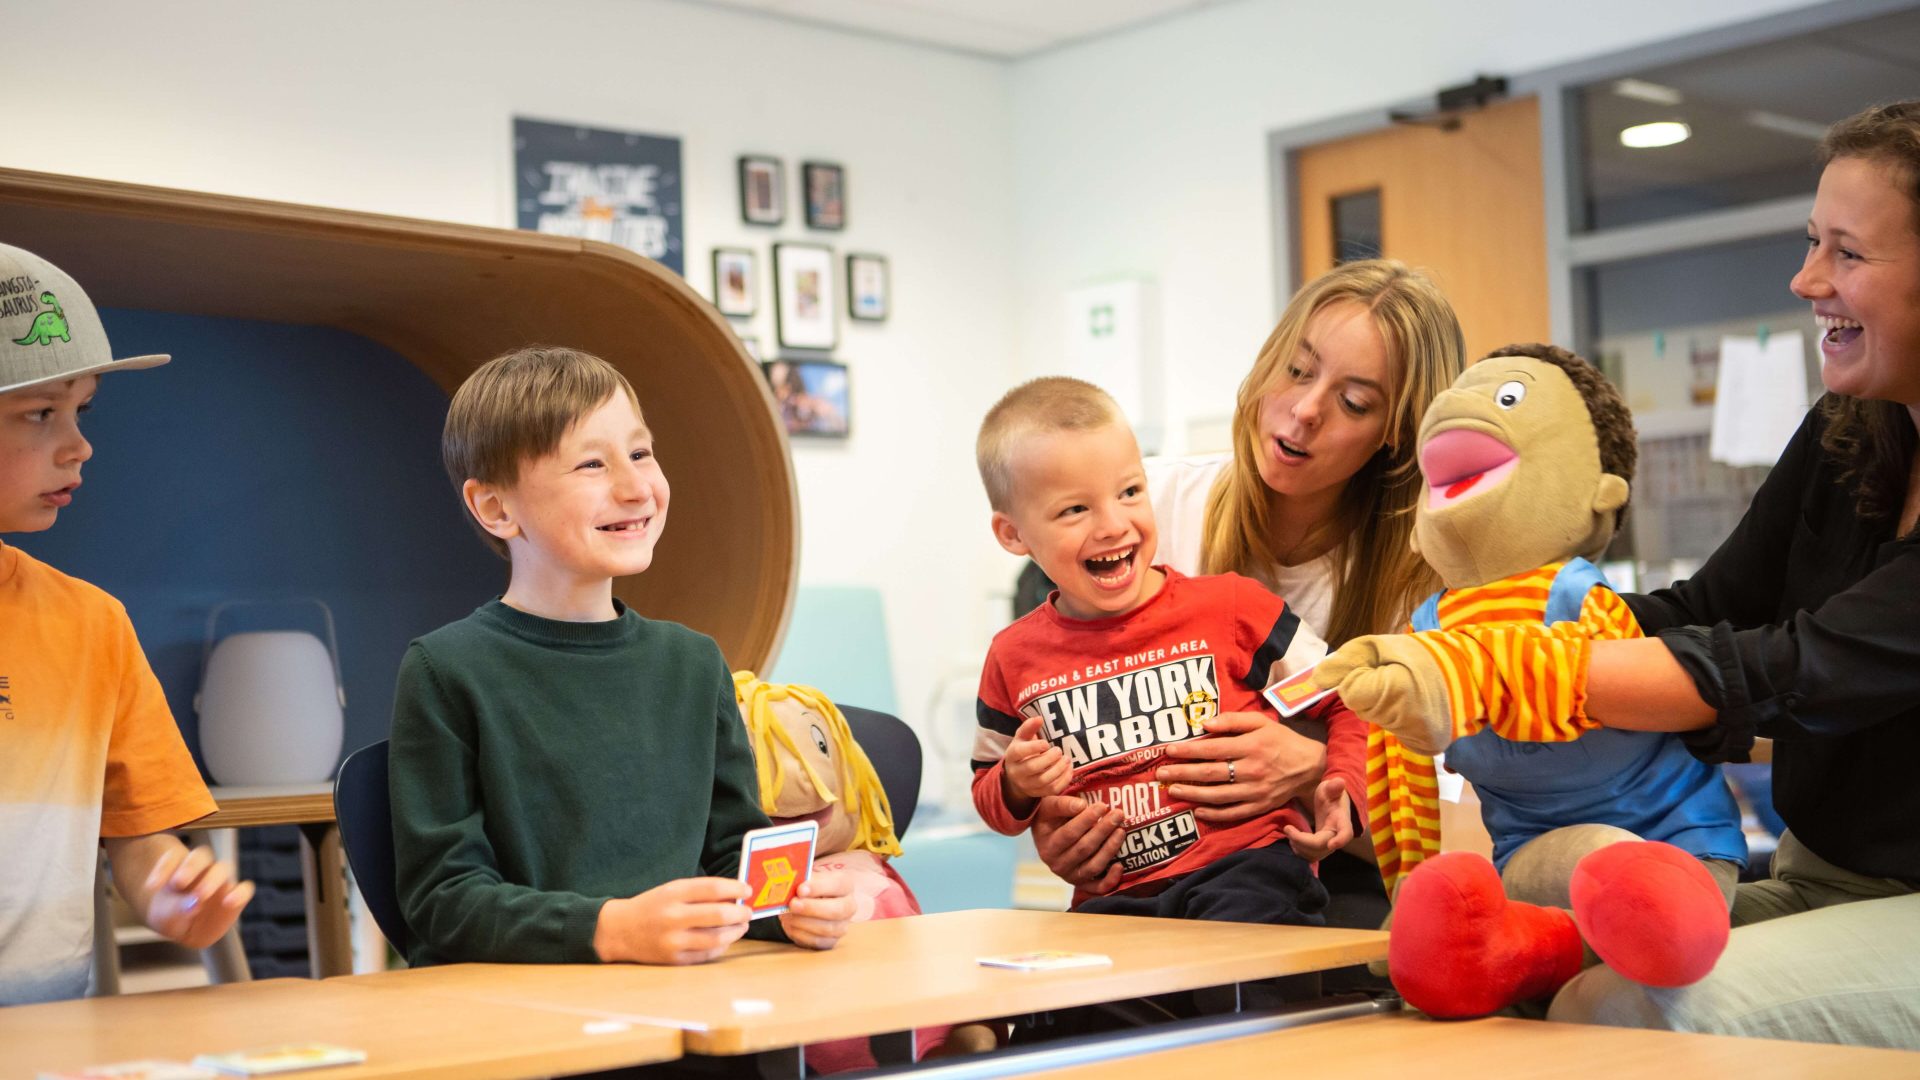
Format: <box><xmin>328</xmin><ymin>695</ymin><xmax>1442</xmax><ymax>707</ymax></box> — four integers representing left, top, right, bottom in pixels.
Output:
<box><xmin>1709</xmin><ymin>332</ymin><xmax>1809</xmax><ymax>467</ymax></box>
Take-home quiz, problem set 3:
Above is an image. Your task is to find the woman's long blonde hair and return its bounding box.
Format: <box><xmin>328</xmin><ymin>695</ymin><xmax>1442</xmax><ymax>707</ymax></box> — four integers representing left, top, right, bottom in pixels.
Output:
<box><xmin>1201</xmin><ymin>260</ymin><xmax>1465</xmax><ymax>645</ymax></box>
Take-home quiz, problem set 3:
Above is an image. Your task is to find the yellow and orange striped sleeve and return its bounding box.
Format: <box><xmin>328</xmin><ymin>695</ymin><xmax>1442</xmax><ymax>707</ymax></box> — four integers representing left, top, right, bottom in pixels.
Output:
<box><xmin>1366</xmin><ymin>728</ymin><xmax>1440</xmax><ymax>893</ymax></box>
<box><xmin>1401</xmin><ymin>586</ymin><xmax>1643</xmax><ymax>745</ymax></box>
<box><xmin>1364</xmin><ymin>612</ymin><xmax>1445</xmax><ymax>892</ymax></box>
<box><xmin>1576</xmin><ymin>584</ymin><xmax>1644</xmax><ymax>642</ymax></box>
<box><xmin>1406</xmin><ymin>622</ymin><xmax>1595</xmax><ymax>743</ymax></box>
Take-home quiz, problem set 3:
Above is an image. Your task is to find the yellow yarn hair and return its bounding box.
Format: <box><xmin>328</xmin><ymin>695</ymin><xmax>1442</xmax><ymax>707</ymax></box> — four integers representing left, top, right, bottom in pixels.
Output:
<box><xmin>732</xmin><ymin>671</ymin><xmax>903</xmax><ymax>858</ymax></box>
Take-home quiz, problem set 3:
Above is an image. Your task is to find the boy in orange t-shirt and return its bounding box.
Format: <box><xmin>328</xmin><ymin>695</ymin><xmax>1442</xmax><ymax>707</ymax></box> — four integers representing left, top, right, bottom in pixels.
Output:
<box><xmin>0</xmin><ymin>242</ymin><xmax>253</xmax><ymax>1005</ymax></box>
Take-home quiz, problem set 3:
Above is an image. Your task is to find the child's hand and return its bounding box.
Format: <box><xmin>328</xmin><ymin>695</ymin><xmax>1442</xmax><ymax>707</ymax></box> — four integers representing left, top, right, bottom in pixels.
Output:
<box><xmin>594</xmin><ymin>877</ymin><xmax>752</xmax><ymax>965</ymax></box>
<box><xmin>142</xmin><ymin>844</ymin><xmax>254</xmax><ymax>950</ymax></box>
<box><xmin>779</xmin><ymin>870</ymin><xmax>855</xmax><ymax>950</ymax></box>
<box><xmin>1282</xmin><ymin>777</ymin><xmax>1354</xmax><ymax>862</ymax></box>
<box><xmin>1002</xmin><ymin>715</ymin><xmax>1070</xmax><ymax>803</ymax></box>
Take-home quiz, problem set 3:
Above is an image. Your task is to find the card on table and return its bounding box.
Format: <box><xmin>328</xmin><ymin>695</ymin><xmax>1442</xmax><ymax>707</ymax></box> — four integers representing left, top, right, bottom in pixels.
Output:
<box><xmin>190</xmin><ymin>1044</ymin><xmax>366</xmax><ymax>1075</ymax></box>
<box><xmin>737</xmin><ymin>820</ymin><xmax>817</xmax><ymax>919</ymax></box>
<box><xmin>977</xmin><ymin>950</ymin><xmax>1113</xmax><ymax>971</ymax></box>
<box><xmin>40</xmin><ymin>1063</ymin><xmax>219</xmax><ymax>1080</ymax></box>
<box><xmin>1264</xmin><ymin>665</ymin><xmax>1335</xmax><ymax>718</ymax></box>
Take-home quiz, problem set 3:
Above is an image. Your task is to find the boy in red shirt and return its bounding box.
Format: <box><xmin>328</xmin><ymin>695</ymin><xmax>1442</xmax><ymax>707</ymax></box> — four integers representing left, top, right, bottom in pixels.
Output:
<box><xmin>971</xmin><ymin>377</ymin><xmax>1363</xmax><ymax>922</ymax></box>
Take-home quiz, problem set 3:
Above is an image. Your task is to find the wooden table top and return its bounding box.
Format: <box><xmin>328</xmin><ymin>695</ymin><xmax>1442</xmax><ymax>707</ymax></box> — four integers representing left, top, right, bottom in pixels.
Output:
<box><xmin>5</xmin><ymin>977</ymin><xmax>680</xmax><ymax>1080</ymax></box>
<box><xmin>346</xmin><ymin>908</ymin><xmax>1388</xmax><ymax>1056</ymax></box>
<box><xmin>1020</xmin><ymin>1013</ymin><xmax>1920</xmax><ymax>1078</ymax></box>
<box><xmin>200</xmin><ymin>783</ymin><xmax>336</xmax><ymax>828</ymax></box>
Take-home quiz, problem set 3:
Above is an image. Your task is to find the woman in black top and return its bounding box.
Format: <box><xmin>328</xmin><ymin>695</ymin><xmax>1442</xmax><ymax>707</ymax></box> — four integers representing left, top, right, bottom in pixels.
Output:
<box><xmin>1547</xmin><ymin>101</ymin><xmax>1920</xmax><ymax>1047</ymax></box>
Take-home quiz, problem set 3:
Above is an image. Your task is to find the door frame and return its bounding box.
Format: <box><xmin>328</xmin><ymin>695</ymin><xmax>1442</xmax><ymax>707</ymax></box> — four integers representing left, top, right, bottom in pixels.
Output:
<box><xmin>1265</xmin><ymin>0</ymin><xmax>1920</xmax><ymax>352</ymax></box>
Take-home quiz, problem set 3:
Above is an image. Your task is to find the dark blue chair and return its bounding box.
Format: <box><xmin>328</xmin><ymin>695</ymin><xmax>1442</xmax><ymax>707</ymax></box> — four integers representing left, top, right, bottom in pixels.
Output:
<box><xmin>841</xmin><ymin>705</ymin><xmax>922</xmax><ymax>841</ymax></box>
<box><xmin>332</xmin><ymin>740</ymin><xmax>411</xmax><ymax>959</ymax></box>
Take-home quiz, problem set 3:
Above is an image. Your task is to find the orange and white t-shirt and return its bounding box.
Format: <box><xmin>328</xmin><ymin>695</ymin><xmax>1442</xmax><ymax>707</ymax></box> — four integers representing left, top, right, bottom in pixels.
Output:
<box><xmin>0</xmin><ymin>543</ymin><xmax>214</xmax><ymax>1005</ymax></box>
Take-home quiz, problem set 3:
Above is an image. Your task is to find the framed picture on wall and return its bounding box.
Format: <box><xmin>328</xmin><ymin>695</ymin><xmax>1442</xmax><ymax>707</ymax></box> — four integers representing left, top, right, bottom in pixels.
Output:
<box><xmin>762</xmin><ymin>358</ymin><xmax>850</xmax><ymax>438</ymax></box>
<box><xmin>773</xmin><ymin>243</ymin><xmax>838</xmax><ymax>350</ymax></box>
<box><xmin>739</xmin><ymin>155</ymin><xmax>785</xmax><ymax>225</ymax></box>
<box><xmin>712</xmin><ymin>248</ymin><xmax>758</xmax><ymax>317</ymax></box>
<box><xmin>846</xmin><ymin>253</ymin><xmax>889</xmax><ymax>322</ymax></box>
<box><xmin>802</xmin><ymin>161</ymin><xmax>846</xmax><ymax>230</ymax></box>
<box><xmin>516</xmin><ymin>117</ymin><xmax>684</xmax><ymax>273</ymax></box>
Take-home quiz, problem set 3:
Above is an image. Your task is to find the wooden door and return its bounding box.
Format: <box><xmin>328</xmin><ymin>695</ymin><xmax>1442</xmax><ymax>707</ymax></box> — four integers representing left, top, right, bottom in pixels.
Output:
<box><xmin>1295</xmin><ymin>96</ymin><xmax>1548</xmax><ymax>360</ymax></box>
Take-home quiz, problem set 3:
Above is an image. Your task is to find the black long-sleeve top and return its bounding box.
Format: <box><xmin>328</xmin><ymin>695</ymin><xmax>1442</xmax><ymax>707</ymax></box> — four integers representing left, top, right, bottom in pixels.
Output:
<box><xmin>1624</xmin><ymin>401</ymin><xmax>1920</xmax><ymax>883</ymax></box>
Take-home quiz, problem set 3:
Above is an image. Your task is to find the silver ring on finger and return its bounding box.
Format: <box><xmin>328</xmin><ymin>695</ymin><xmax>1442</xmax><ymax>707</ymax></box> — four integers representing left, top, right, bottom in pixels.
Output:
<box><xmin>1227</xmin><ymin>759</ymin><xmax>1236</xmax><ymax>784</ymax></box>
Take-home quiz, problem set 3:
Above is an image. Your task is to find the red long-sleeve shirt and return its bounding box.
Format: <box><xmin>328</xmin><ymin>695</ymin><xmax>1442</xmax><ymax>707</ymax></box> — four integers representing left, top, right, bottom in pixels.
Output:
<box><xmin>971</xmin><ymin>568</ymin><xmax>1366</xmax><ymax>906</ymax></box>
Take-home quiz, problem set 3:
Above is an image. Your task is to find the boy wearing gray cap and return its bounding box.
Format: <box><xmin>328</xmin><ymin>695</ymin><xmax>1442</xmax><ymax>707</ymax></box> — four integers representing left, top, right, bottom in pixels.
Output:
<box><xmin>0</xmin><ymin>242</ymin><xmax>253</xmax><ymax>1005</ymax></box>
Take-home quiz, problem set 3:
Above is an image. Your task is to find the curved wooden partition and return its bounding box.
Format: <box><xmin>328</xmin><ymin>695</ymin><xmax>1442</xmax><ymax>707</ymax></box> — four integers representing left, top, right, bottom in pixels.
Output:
<box><xmin>0</xmin><ymin>168</ymin><xmax>798</xmax><ymax>671</ymax></box>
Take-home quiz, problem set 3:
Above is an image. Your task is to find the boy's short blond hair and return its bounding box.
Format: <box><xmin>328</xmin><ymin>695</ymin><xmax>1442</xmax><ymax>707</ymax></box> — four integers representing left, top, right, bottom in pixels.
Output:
<box><xmin>443</xmin><ymin>345</ymin><xmax>640</xmax><ymax>557</ymax></box>
<box><xmin>976</xmin><ymin>376</ymin><xmax>1124</xmax><ymax>512</ymax></box>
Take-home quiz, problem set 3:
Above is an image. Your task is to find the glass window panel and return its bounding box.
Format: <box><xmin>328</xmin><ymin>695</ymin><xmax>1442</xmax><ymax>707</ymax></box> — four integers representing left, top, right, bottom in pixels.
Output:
<box><xmin>1583</xmin><ymin>231</ymin><xmax>1821</xmax><ymax>584</ymax></box>
<box><xmin>1331</xmin><ymin>189</ymin><xmax>1382</xmax><ymax>264</ymax></box>
<box><xmin>1573</xmin><ymin>7</ymin><xmax>1920</xmax><ymax>231</ymax></box>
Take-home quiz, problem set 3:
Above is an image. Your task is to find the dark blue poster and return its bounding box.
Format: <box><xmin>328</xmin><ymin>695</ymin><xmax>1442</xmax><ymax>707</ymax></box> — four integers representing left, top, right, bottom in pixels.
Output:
<box><xmin>514</xmin><ymin>117</ymin><xmax>683</xmax><ymax>275</ymax></box>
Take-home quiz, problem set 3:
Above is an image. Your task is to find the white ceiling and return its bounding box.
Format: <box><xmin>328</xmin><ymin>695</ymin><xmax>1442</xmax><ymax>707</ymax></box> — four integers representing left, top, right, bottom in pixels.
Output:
<box><xmin>679</xmin><ymin>0</ymin><xmax>1224</xmax><ymax>58</ymax></box>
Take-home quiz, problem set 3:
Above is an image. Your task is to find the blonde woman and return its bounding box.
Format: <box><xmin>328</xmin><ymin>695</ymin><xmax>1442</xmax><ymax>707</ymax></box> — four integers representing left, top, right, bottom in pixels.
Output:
<box><xmin>1032</xmin><ymin>260</ymin><xmax>1466</xmax><ymax>935</ymax></box>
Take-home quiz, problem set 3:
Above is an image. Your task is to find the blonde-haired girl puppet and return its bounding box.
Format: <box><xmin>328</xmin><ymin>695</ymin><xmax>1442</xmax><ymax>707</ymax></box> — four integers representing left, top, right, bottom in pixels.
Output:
<box><xmin>734</xmin><ymin>672</ymin><xmax>908</xmax><ymax>912</ymax></box>
<box><xmin>733</xmin><ymin>673</ymin><xmax>999</xmax><ymax>1068</ymax></box>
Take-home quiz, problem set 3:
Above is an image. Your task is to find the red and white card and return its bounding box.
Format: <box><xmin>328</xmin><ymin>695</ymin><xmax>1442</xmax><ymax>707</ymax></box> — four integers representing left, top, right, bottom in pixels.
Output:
<box><xmin>1264</xmin><ymin>665</ymin><xmax>1335</xmax><ymax>718</ymax></box>
<box><xmin>737</xmin><ymin>821</ymin><xmax>817</xmax><ymax>919</ymax></box>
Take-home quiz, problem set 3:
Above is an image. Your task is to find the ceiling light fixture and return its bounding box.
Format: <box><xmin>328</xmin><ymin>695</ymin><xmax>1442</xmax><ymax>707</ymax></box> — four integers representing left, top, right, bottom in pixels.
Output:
<box><xmin>1613</xmin><ymin>78</ymin><xmax>1683</xmax><ymax>106</ymax></box>
<box><xmin>1620</xmin><ymin>121</ymin><xmax>1690</xmax><ymax>149</ymax></box>
<box><xmin>1746</xmin><ymin>110</ymin><xmax>1829</xmax><ymax>141</ymax></box>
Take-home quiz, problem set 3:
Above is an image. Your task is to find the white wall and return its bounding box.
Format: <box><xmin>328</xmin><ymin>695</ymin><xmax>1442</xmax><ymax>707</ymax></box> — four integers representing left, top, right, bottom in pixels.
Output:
<box><xmin>0</xmin><ymin>0</ymin><xmax>1019</xmax><ymax>765</ymax></box>
<box><xmin>1008</xmin><ymin>0</ymin><xmax>1824</xmax><ymax>455</ymax></box>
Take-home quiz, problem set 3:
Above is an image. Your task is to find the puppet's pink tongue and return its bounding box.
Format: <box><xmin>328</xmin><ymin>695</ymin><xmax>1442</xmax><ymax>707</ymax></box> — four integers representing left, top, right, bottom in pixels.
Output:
<box><xmin>1422</xmin><ymin>429</ymin><xmax>1518</xmax><ymax>493</ymax></box>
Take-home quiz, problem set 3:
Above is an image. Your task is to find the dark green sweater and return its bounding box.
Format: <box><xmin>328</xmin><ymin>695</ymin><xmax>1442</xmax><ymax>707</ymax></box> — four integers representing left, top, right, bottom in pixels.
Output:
<box><xmin>389</xmin><ymin>600</ymin><xmax>777</xmax><ymax>966</ymax></box>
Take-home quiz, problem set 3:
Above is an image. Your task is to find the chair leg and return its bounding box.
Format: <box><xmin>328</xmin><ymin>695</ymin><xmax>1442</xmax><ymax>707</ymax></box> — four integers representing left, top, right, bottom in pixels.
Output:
<box><xmin>202</xmin><ymin>926</ymin><xmax>253</xmax><ymax>983</ymax></box>
<box><xmin>190</xmin><ymin>829</ymin><xmax>253</xmax><ymax>983</ymax></box>
<box><xmin>91</xmin><ymin>848</ymin><xmax>122</xmax><ymax>997</ymax></box>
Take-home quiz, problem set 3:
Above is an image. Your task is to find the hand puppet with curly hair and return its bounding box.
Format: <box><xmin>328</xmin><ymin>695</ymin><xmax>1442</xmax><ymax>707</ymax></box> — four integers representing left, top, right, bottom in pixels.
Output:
<box><xmin>1312</xmin><ymin>345</ymin><xmax>1746</xmax><ymax>1018</ymax></box>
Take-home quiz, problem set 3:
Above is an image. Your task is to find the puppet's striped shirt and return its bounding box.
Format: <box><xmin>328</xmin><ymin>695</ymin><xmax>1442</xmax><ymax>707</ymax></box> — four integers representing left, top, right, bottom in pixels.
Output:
<box><xmin>1368</xmin><ymin>562</ymin><xmax>1639</xmax><ymax>890</ymax></box>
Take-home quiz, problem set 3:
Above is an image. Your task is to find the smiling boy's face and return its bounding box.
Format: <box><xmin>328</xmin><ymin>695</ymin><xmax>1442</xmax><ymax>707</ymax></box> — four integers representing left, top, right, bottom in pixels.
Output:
<box><xmin>0</xmin><ymin>374</ymin><xmax>96</xmax><ymax>534</ymax></box>
<box><xmin>991</xmin><ymin>422</ymin><xmax>1164</xmax><ymax>621</ymax></box>
<box><xmin>483</xmin><ymin>392</ymin><xmax>670</xmax><ymax>591</ymax></box>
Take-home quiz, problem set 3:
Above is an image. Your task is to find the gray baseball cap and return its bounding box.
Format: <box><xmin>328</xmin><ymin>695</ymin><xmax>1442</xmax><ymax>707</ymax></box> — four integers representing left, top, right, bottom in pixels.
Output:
<box><xmin>0</xmin><ymin>241</ymin><xmax>168</xmax><ymax>395</ymax></box>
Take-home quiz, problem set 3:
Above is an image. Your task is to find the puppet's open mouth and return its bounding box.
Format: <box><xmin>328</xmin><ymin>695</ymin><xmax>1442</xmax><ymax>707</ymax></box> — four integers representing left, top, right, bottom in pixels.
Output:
<box><xmin>1421</xmin><ymin>428</ymin><xmax>1519</xmax><ymax>510</ymax></box>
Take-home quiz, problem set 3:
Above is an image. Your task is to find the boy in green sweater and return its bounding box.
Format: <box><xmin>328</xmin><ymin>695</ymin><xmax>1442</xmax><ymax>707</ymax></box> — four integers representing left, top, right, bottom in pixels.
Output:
<box><xmin>390</xmin><ymin>346</ymin><xmax>853</xmax><ymax>966</ymax></box>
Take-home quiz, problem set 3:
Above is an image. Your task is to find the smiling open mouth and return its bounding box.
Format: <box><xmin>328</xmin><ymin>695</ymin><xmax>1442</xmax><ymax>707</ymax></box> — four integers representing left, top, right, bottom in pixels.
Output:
<box><xmin>597</xmin><ymin>518</ymin><xmax>650</xmax><ymax>533</ymax></box>
<box><xmin>1085</xmin><ymin>546</ymin><xmax>1136</xmax><ymax>584</ymax></box>
<box><xmin>1818</xmin><ymin>314</ymin><xmax>1862</xmax><ymax>348</ymax></box>
<box><xmin>1275</xmin><ymin>436</ymin><xmax>1311</xmax><ymax>460</ymax></box>
<box><xmin>1420</xmin><ymin>429</ymin><xmax>1519</xmax><ymax>510</ymax></box>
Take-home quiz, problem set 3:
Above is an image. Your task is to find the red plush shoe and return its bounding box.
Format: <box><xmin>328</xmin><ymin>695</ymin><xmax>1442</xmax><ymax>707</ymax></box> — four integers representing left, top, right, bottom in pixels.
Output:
<box><xmin>1569</xmin><ymin>841</ymin><xmax>1729</xmax><ymax>987</ymax></box>
<box><xmin>1389</xmin><ymin>852</ymin><xmax>1584</xmax><ymax>1018</ymax></box>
